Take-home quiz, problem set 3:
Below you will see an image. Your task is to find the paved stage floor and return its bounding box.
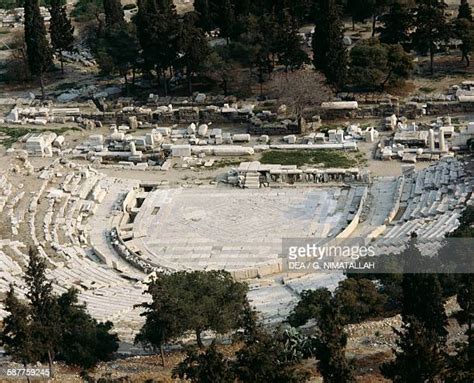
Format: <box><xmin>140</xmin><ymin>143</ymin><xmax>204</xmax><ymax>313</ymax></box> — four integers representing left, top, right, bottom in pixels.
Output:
<box><xmin>131</xmin><ymin>188</ymin><xmax>347</xmax><ymax>271</ymax></box>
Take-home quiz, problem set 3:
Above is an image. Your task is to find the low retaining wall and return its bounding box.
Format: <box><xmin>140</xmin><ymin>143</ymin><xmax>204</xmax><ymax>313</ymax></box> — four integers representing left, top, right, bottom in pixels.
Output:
<box><xmin>336</xmin><ymin>187</ymin><xmax>368</xmax><ymax>239</ymax></box>
<box><xmin>230</xmin><ymin>261</ymin><xmax>283</xmax><ymax>281</ymax></box>
<box><xmin>385</xmin><ymin>176</ymin><xmax>404</xmax><ymax>224</ymax></box>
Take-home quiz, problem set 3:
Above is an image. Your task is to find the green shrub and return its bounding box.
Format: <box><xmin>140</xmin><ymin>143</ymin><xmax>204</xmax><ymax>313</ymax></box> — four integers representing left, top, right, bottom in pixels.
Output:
<box><xmin>96</xmin><ymin>51</ymin><xmax>115</xmax><ymax>75</ymax></box>
<box><xmin>72</xmin><ymin>0</ymin><xmax>103</xmax><ymax>22</ymax></box>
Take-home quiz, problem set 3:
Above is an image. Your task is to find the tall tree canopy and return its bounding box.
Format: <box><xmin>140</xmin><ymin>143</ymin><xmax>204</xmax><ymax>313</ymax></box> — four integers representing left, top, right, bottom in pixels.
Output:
<box><xmin>136</xmin><ymin>270</ymin><xmax>248</xmax><ymax>364</ymax></box>
<box><xmin>97</xmin><ymin>22</ymin><xmax>140</xmax><ymax>89</ymax></box>
<box><xmin>381</xmin><ymin>241</ymin><xmax>448</xmax><ymax>382</ymax></box>
<box><xmin>378</xmin><ymin>1</ymin><xmax>414</xmax><ymax>48</ymax></box>
<box><xmin>24</xmin><ymin>248</ymin><xmax>61</xmax><ymax>375</ymax></box>
<box><xmin>49</xmin><ymin>0</ymin><xmax>75</xmax><ymax>74</ymax></box>
<box><xmin>445</xmin><ymin>274</ymin><xmax>474</xmax><ymax>382</ymax></box>
<box><xmin>178</xmin><ymin>12</ymin><xmax>211</xmax><ymax>94</ymax></box>
<box><xmin>103</xmin><ymin>0</ymin><xmax>125</xmax><ymax>27</ymax></box>
<box><xmin>24</xmin><ymin>0</ymin><xmax>53</xmax><ymax>97</ymax></box>
<box><xmin>412</xmin><ymin>0</ymin><xmax>450</xmax><ymax>74</ymax></box>
<box><xmin>445</xmin><ymin>207</ymin><xmax>474</xmax><ymax>382</ymax></box>
<box><xmin>349</xmin><ymin>40</ymin><xmax>413</xmax><ymax>90</ymax></box>
<box><xmin>454</xmin><ymin>17</ymin><xmax>474</xmax><ymax>66</ymax></box>
<box><xmin>458</xmin><ymin>0</ymin><xmax>473</xmax><ymax>21</ymax></box>
<box><xmin>1</xmin><ymin>287</ymin><xmax>37</xmax><ymax>373</ymax></box>
<box><xmin>346</xmin><ymin>0</ymin><xmax>373</xmax><ymax>30</ymax></box>
<box><xmin>134</xmin><ymin>0</ymin><xmax>180</xmax><ymax>94</ymax></box>
<box><xmin>287</xmin><ymin>287</ymin><xmax>355</xmax><ymax>382</ymax></box>
<box><xmin>275</xmin><ymin>10</ymin><xmax>309</xmax><ymax>71</ymax></box>
<box><xmin>194</xmin><ymin>0</ymin><xmax>214</xmax><ymax>31</ymax></box>
<box><xmin>56</xmin><ymin>289</ymin><xmax>119</xmax><ymax>369</ymax></box>
<box><xmin>312</xmin><ymin>0</ymin><xmax>348</xmax><ymax>89</ymax></box>
<box><xmin>0</xmin><ymin>248</ymin><xmax>119</xmax><ymax>375</ymax></box>
<box><xmin>313</xmin><ymin>288</ymin><xmax>356</xmax><ymax>383</ymax></box>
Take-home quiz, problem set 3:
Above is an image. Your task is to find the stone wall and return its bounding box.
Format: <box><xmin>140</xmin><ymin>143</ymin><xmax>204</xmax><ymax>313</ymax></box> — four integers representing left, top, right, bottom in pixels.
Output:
<box><xmin>248</xmin><ymin>123</ymin><xmax>300</xmax><ymax>135</ymax></box>
<box><xmin>82</xmin><ymin>108</ymin><xmax>252</xmax><ymax>126</ymax></box>
<box><xmin>321</xmin><ymin>101</ymin><xmax>474</xmax><ymax>122</ymax></box>
<box><xmin>336</xmin><ymin>187</ymin><xmax>368</xmax><ymax>239</ymax></box>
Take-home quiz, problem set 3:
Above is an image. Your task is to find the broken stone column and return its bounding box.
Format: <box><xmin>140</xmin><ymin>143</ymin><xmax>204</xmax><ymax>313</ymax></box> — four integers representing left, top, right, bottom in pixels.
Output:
<box><xmin>187</xmin><ymin>123</ymin><xmax>196</xmax><ymax>135</ymax></box>
<box><xmin>366</xmin><ymin>129</ymin><xmax>375</xmax><ymax>143</ymax></box>
<box><xmin>6</xmin><ymin>107</ymin><xmax>19</xmax><ymax>123</ymax></box>
<box><xmin>439</xmin><ymin>127</ymin><xmax>447</xmax><ymax>152</ymax></box>
<box><xmin>429</xmin><ymin>129</ymin><xmax>435</xmax><ymax>151</ymax></box>
<box><xmin>198</xmin><ymin>124</ymin><xmax>208</xmax><ymax>137</ymax></box>
<box><xmin>145</xmin><ymin>133</ymin><xmax>154</xmax><ymax>147</ymax></box>
<box><xmin>128</xmin><ymin>116</ymin><xmax>138</xmax><ymax>130</ymax></box>
<box><xmin>130</xmin><ymin>141</ymin><xmax>137</xmax><ymax>156</ymax></box>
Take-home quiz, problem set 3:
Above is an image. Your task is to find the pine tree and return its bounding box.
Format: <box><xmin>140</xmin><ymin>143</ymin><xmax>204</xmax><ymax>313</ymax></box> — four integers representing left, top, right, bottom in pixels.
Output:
<box><xmin>412</xmin><ymin>0</ymin><xmax>450</xmax><ymax>75</ymax></box>
<box><xmin>458</xmin><ymin>0</ymin><xmax>473</xmax><ymax>21</ymax></box>
<box><xmin>178</xmin><ymin>12</ymin><xmax>211</xmax><ymax>94</ymax></box>
<box><xmin>238</xmin><ymin>301</ymin><xmax>260</xmax><ymax>342</ymax></box>
<box><xmin>134</xmin><ymin>0</ymin><xmax>156</xmax><ymax>72</ymax></box>
<box><xmin>0</xmin><ymin>286</ymin><xmax>37</xmax><ymax>383</ymax></box>
<box><xmin>219</xmin><ymin>0</ymin><xmax>235</xmax><ymax>42</ymax></box>
<box><xmin>288</xmin><ymin>288</ymin><xmax>333</xmax><ymax>327</ymax></box>
<box><xmin>103</xmin><ymin>0</ymin><xmax>125</xmax><ymax>27</ymax></box>
<box><xmin>383</xmin><ymin>43</ymin><xmax>414</xmax><ymax>89</ymax></box>
<box><xmin>276</xmin><ymin>10</ymin><xmax>309</xmax><ymax>71</ymax></box>
<box><xmin>288</xmin><ymin>287</ymin><xmax>355</xmax><ymax>382</ymax></box>
<box><xmin>347</xmin><ymin>0</ymin><xmax>372</xmax><ymax>30</ymax></box>
<box><xmin>381</xmin><ymin>251</ymin><xmax>448</xmax><ymax>382</ymax></box>
<box><xmin>401</xmin><ymin>274</ymin><xmax>448</xmax><ymax>338</ymax></box>
<box><xmin>382</xmin><ymin>316</ymin><xmax>447</xmax><ymax>382</ymax></box>
<box><xmin>312</xmin><ymin>0</ymin><xmax>329</xmax><ymax>73</ymax></box>
<box><xmin>135</xmin><ymin>275</ymin><xmax>185</xmax><ymax>367</ymax></box>
<box><xmin>291</xmin><ymin>0</ymin><xmax>313</xmax><ymax>25</ymax></box>
<box><xmin>231</xmin><ymin>14</ymin><xmax>274</xmax><ymax>95</ymax></box>
<box><xmin>445</xmin><ymin>274</ymin><xmax>474</xmax><ymax>382</ymax></box>
<box><xmin>49</xmin><ymin>0</ymin><xmax>74</xmax><ymax>74</ymax></box>
<box><xmin>349</xmin><ymin>39</ymin><xmax>389</xmax><ymax>90</ymax></box>
<box><xmin>1</xmin><ymin>250</ymin><xmax>119</xmax><ymax>375</ymax></box>
<box><xmin>456</xmin><ymin>274</ymin><xmax>473</xmax><ymax>341</ymax></box>
<box><xmin>98</xmin><ymin>22</ymin><xmax>140</xmax><ymax>92</ymax></box>
<box><xmin>23</xmin><ymin>0</ymin><xmax>53</xmax><ymax>98</ymax></box>
<box><xmin>136</xmin><ymin>271</ymin><xmax>248</xmax><ymax>365</ymax></box>
<box><xmin>369</xmin><ymin>0</ymin><xmax>389</xmax><ymax>37</ymax></box>
<box><xmin>455</xmin><ymin>17</ymin><xmax>474</xmax><ymax>66</ymax></box>
<box><xmin>134</xmin><ymin>0</ymin><xmax>180</xmax><ymax>95</ymax></box>
<box><xmin>25</xmin><ymin>248</ymin><xmax>61</xmax><ymax>377</ymax></box>
<box><xmin>258</xmin><ymin>11</ymin><xmax>280</xmax><ymax>73</ymax></box>
<box><xmin>231</xmin><ymin>0</ymin><xmax>251</xmax><ymax>18</ymax></box>
<box><xmin>313</xmin><ymin>290</ymin><xmax>356</xmax><ymax>383</ymax></box>
<box><xmin>312</xmin><ymin>0</ymin><xmax>347</xmax><ymax>89</ymax></box>
<box><xmin>379</xmin><ymin>1</ymin><xmax>415</xmax><ymax>48</ymax></box>
<box><xmin>334</xmin><ymin>278</ymin><xmax>388</xmax><ymax>324</ymax></box>
<box><xmin>194</xmin><ymin>0</ymin><xmax>213</xmax><ymax>31</ymax></box>
<box><xmin>56</xmin><ymin>288</ymin><xmax>119</xmax><ymax>370</ymax></box>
